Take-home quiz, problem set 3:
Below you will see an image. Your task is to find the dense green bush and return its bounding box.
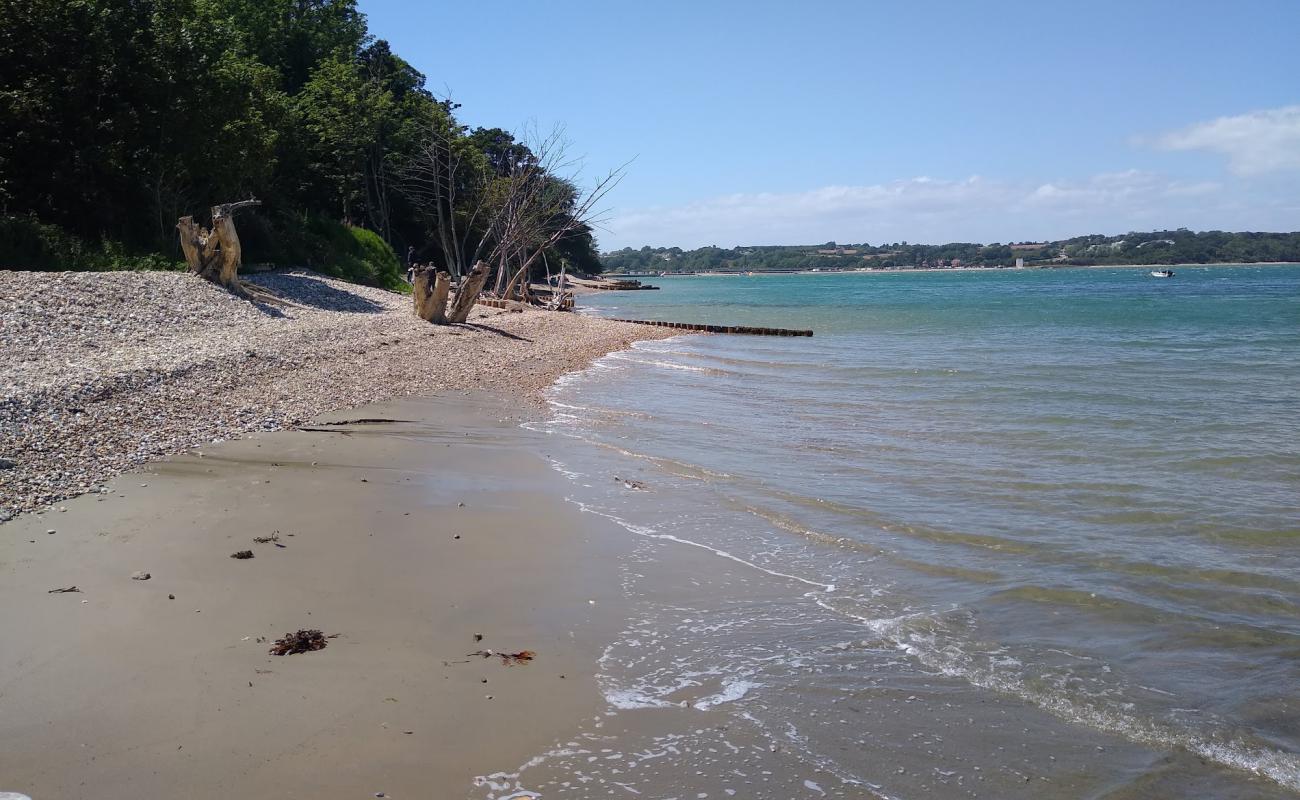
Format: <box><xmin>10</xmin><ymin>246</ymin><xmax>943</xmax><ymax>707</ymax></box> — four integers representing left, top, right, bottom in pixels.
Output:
<box><xmin>245</xmin><ymin>213</ymin><xmax>404</xmax><ymax>289</ymax></box>
<box><xmin>314</xmin><ymin>220</ymin><xmax>404</xmax><ymax>290</ymax></box>
<box><xmin>0</xmin><ymin>215</ymin><xmax>183</xmax><ymax>272</ymax></box>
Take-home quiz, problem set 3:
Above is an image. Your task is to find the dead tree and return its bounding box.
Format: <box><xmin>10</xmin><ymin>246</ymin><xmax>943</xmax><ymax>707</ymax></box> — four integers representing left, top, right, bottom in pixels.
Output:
<box><xmin>490</xmin><ymin>133</ymin><xmax>625</xmax><ymax>303</ymax></box>
<box><xmin>176</xmin><ymin>200</ymin><xmax>283</xmax><ymax>304</ymax></box>
<box><xmin>401</xmin><ymin>119</ymin><xmax>625</xmax><ymax>323</ymax></box>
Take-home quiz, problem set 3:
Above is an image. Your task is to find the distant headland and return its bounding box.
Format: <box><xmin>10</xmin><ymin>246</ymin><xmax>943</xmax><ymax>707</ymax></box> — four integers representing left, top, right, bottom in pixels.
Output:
<box><xmin>602</xmin><ymin>229</ymin><xmax>1300</xmax><ymax>274</ymax></box>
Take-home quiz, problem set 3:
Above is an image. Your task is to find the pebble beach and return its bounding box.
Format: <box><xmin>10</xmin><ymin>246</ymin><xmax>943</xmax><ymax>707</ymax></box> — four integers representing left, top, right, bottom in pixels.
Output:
<box><xmin>0</xmin><ymin>269</ymin><xmax>677</xmax><ymax>519</ymax></box>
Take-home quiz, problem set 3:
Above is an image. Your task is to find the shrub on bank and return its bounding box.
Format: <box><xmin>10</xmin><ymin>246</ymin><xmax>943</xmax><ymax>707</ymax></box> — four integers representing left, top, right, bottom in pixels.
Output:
<box><xmin>1</xmin><ymin>214</ymin><xmax>403</xmax><ymax>290</ymax></box>
<box><xmin>0</xmin><ymin>215</ymin><xmax>183</xmax><ymax>272</ymax></box>
<box><xmin>314</xmin><ymin>220</ymin><xmax>405</xmax><ymax>290</ymax></box>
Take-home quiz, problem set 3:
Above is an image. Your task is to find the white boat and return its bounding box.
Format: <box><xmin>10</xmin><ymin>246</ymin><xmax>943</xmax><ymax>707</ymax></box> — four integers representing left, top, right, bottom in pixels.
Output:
<box><xmin>1150</xmin><ymin>269</ymin><xmax>1175</xmax><ymax>278</ymax></box>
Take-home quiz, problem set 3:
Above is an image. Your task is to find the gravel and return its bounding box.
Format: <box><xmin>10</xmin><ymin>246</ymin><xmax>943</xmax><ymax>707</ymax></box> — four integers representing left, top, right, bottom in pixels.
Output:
<box><xmin>0</xmin><ymin>269</ymin><xmax>680</xmax><ymax>518</ymax></box>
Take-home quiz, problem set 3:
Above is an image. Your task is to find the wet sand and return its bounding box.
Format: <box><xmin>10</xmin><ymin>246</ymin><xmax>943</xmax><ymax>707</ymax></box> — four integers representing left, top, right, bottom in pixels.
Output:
<box><xmin>0</xmin><ymin>394</ymin><xmax>635</xmax><ymax>799</ymax></box>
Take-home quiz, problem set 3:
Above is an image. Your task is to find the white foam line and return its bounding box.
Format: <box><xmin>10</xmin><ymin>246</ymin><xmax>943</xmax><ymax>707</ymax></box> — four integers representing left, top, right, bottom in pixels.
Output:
<box><xmin>606</xmin><ymin>352</ymin><xmax>711</xmax><ymax>373</ymax></box>
<box><xmin>569</xmin><ymin>499</ymin><xmax>834</xmax><ymax>593</ymax></box>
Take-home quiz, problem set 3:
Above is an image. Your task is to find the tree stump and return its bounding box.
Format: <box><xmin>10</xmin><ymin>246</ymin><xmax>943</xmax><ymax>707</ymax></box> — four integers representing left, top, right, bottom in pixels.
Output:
<box><xmin>413</xmin><ymin>267</ymin><xmax>451</xmax><ymax>324</ymax></box>
<box><xmin>445</xmin><ymin>261</ymin><xmax>490</xmax><ymax>324</ymax></box>
<box><xmin>177</xmin><ymin>200</ymin><xmax>262</xmax><ymax>291</ymax></box>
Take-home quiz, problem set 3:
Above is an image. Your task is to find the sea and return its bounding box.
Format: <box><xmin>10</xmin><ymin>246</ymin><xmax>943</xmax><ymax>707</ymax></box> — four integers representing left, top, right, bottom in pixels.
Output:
<box><xmin>481</xmin><ymin>265</ymin><xmax>1300</xmax><ymax>799</ymax></box>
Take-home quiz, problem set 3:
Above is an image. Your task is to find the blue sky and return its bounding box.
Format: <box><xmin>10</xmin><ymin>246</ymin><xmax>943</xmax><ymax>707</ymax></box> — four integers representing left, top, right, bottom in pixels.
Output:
<box><xmin>361</xmin><ymin>0</ymin><xmax>1300</xmax><ymax>249</ymax></box>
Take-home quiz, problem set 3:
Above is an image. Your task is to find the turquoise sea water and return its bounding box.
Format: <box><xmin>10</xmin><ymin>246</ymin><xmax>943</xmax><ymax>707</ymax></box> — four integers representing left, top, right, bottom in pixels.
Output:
<box><xmin>491</xmin><ymin>266</ymin><xmax>1300</xmax><ymax>799</ymax></box>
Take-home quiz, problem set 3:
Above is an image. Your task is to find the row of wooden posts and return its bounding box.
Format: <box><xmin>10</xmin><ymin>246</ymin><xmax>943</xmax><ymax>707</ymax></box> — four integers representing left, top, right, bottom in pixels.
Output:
<box><xmin>606</xmin><ymin>318</ymin><xmax>814</xmax><ymax>336</ymax></box>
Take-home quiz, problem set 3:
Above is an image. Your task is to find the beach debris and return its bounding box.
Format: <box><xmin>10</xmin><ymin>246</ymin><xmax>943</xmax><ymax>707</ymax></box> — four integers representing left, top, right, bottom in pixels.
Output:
<box><xmin>48</xmin><ymin>586</ymin><xmax>81</xmax><ymax>593</ymax></box>
<box><xmin>130</xmin><ymin>571</ymin><xmax>151</xmax><ymax>581</ymax></box>
<box><xmin>46</xmin><ymin>529</ymin><xmax>56</xmax><ymax>535</ymax></box>
<box><xmin>0</xmin><ymin>457</ymin><xmax>17</xmax><ymax>469</ymax></box>
<box><xmin>457</xmin><ymin>502</ymin><xmax>465</xmax><ymax>508</ymax></box>
<box><xmin>473</xmin><ymin>633</ymin><xmax>483</xmax><ymax>642</ymax></box>
<box><xmin>168</xmin><ymin>593</ymin><xmax>175</xmax><ymax>600</ymax></box>
<box><xmin>317</xmin><ymin>418</ymin><xmax>407</xmax><ymax>426</ymax></box>
<box><xmin>360</xmin><ymin>478</ymin><xmax>369</xmax><ymax>483</ymax></box>
<box><xmin>468</xmin><ymin>649</ymin><xmax>535</xmax><ymax>666</ymax></box>
<box><xmin>269</xmin><ymin>629</ymin><xmax>337</xmax><ymax>656</ymax></box>
<box><xmin>614</xmin><ymin>476</ymin><xmax>647</xmax><ymax>491</ymax></box>
<box><xmin>252</xmin><ymin>532</ymin><xmax>280</xmax><ymax>544</ymax></box>
<box><xmin>230</xmin><ymin>550</ymin><xmax>254</xmax><ymax>559</ymax></box>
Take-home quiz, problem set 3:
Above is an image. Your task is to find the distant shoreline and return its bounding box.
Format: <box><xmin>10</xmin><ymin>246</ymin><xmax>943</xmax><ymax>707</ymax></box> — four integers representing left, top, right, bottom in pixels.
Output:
<box><xmin>613</xmin><ymin>261</ymin><xmax>1300</xmax><ymax>278</ymax></box>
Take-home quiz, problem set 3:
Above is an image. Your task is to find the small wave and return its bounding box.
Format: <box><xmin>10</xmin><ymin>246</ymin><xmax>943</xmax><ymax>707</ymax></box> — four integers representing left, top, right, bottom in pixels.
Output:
<box><xmin>606</xmin><ymin>351</ymin><xmax>718</xmax><ymax>374</ymax></box>
<box><xmin>605</xmin><ymin>688</ymin><xmax>677</xmax><ymax>710</ymax></box>
<box><xmin>692</xmin><ymin>678</ymin><xmax>761</xmax><ymax>710</ymax></box>
<box><xmin>567</xmin><ymin>498</ymin><xmax>834</xmax><ymax>593</ymax></box>
<box><xmin>819</xmin><ymin>600</ymin><xmax>1300</xmax><ymax>792</ymax></box>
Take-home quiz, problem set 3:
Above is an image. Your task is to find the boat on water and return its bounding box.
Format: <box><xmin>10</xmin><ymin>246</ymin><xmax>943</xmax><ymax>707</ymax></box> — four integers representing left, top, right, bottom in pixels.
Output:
<box><xmin>1150</xmin><ymin>269</ymin><xmax>1175</xmax><ymax>278</ymax></box>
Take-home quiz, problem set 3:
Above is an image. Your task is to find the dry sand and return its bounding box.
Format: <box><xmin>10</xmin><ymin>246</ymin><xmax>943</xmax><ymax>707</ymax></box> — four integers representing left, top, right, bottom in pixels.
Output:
<box><xmin>0</xmin><ymin>395</ymin><xmax>639</xmax><ymax>799</ymax></box>
<box><xmin>0</xmin><ymin>269</ymin><xmax>678</xmax><ymax>519</ymax></box>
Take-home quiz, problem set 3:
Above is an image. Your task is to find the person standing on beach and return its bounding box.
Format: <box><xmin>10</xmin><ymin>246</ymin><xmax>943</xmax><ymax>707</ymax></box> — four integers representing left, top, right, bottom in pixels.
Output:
<box><xmin>405</xmin><ymin>245</ymin><xmax>416</xmax><ymax>284</ymax></box>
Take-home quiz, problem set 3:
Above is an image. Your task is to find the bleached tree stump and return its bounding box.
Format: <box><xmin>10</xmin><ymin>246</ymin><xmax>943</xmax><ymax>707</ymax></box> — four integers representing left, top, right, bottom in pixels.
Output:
<box><xmin>445</xmin><ymin>260</ymin><xmax>491</xmax><ymax>324</ymax></box>
<box><xmin>413</xmin><ymin>267</ymin><xmax>451</xmax><ymax>323</ymax></box>
<box><xmin>177</xmin><ymin>199</ymin><xmax>262</xmax><ymax>292</ymax></box>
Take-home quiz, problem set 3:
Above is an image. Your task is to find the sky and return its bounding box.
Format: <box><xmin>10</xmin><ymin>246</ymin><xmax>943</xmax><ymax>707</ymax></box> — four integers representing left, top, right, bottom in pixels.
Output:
<box><xmin>361</xmin><ymin>0</ymin><xmax>1300</xmax><ymax>250</ymax></box>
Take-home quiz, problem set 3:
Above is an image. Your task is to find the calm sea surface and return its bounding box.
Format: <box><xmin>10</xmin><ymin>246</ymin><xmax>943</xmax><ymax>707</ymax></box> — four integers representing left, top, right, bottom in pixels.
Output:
<box><xmin>486</xmin><ymin>266</ymin><xmax>1300</xmax><ymax>799</ymax></box>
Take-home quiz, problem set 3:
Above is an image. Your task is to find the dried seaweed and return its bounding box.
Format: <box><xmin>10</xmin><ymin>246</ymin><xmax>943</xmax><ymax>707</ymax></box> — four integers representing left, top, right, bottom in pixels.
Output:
<box><xmin>231</xmin><ymin>550</ymin><xmax>254</xmax><ymax>559</ymax></box>
<box><xmin>269</xmin><ymin>629</ymin><xmax>337</xmax><ymax>655</ymax></box>
<box><xmin>468</xmin><ymin>649</ymin><xmax>535</xmax><ymax>666</ymax></box>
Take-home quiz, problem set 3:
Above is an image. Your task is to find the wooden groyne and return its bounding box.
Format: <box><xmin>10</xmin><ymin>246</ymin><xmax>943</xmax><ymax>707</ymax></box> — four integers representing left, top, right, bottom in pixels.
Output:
<box><xmin>470</xmin><ymin>300</ymin><xmax>812</xmax><ymax>336</ymax></box>
<box><xmin>608</xmin><ymin>318</ymin><xmax>813</xmax><ymax>337</ymax></box>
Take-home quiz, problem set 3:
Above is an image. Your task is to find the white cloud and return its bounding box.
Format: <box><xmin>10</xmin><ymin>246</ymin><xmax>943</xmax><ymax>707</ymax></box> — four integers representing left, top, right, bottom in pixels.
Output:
<box><xmin>1157</xmin><ymin>105</ymin><xmax>1300</xmax><ymax>176</ymax></box>
<box><xmin>600</xmin><ymin>171</ymin><xmax>1279</xmax><ymax>250</ymax></box>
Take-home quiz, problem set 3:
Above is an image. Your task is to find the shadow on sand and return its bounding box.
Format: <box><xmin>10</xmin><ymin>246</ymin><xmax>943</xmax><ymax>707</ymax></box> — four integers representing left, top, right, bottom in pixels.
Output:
<box><xmin>458</xmin><ymin>322</ymin><xmax>532</xmax><ymax>342</ymax></box>
<box><xmin>248</xmin><ymin>271</ymin><xmax>388</xmax><ymax>314</ymax></box>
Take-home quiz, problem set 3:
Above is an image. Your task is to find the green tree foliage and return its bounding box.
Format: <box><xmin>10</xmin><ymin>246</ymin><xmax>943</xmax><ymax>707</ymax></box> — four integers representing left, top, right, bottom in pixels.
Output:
<box><xmin>0</xmin><ymin>0</ymin><xmax>605</xmax><ymax>283</ymax></box>
<box><xmin>602</xmin><ymin>231</ymin><xmax>1300</xmax><ymax>274</ymax></box>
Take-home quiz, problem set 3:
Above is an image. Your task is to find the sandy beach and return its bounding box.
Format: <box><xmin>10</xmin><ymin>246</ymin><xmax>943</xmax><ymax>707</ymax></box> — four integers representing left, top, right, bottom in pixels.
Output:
<box><xmin>0</xmin><ymin>395</ymin><xmax>643</xmax><ymax>798</ymax></box>
<box><xmin>0</xmin><ymin>270</ymin><xmax>691</xmax><ymax>798</ymax></box>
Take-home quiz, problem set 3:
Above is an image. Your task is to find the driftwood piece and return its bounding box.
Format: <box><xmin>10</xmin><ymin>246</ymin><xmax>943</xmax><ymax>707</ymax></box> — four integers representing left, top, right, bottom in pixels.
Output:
<box><xmin>446</xmin><ymin>261</ymin><xmax>490</xmax><ymax>324</ymax></box>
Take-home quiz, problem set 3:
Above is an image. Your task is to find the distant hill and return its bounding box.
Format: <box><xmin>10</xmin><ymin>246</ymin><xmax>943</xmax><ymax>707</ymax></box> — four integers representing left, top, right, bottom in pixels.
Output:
<box><xmin>601</xmin><ymin>230</ymin><xmax>1300</xmax><ymax>273</ymax></box>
